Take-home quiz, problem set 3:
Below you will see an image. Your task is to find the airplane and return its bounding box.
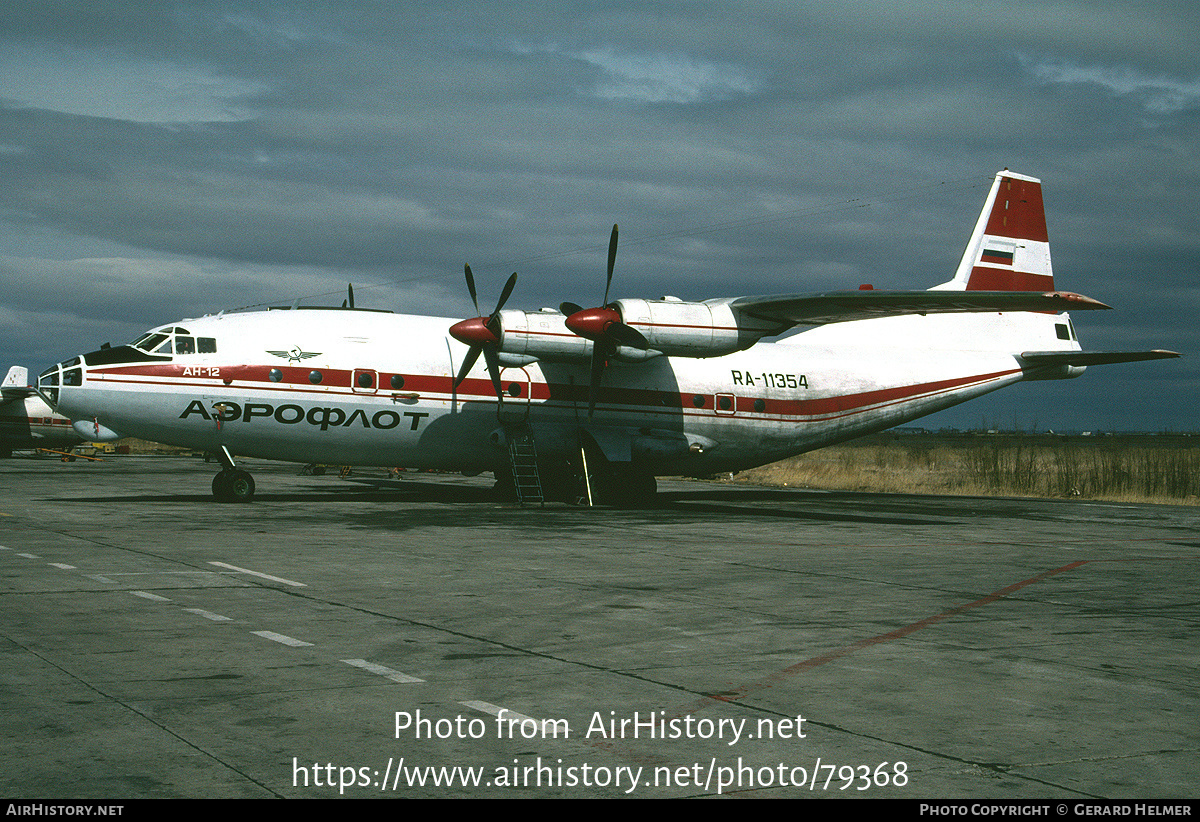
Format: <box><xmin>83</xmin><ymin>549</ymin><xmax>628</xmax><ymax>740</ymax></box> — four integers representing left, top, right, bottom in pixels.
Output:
<box><xmin>35</xmin><ymin>170</ymin><xmax>1177</xmax><ymax>503</ymax></box>
<box><xmin>1</xmin><ymin>366</ymin><xmax>85</xmax><ymax>458</ymax></box>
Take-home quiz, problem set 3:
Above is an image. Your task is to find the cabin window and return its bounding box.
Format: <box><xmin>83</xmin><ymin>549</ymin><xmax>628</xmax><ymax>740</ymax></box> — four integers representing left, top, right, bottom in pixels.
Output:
<box><xmin>507</xmin><ymin>382</ymin><xmax>522</xmax><ymax>397</ymax></box>
<box><xmin>198</xmin><ymin>337</ymin><xmax>217</xmax><ymax>353</ymax></box>
<box><xmin>309</xmin><ymin>370</ymin><xmax>323</xmax><ymax>384</ymax></box>
<box><xmin>62</xmin><ymin>368</ymin><xmax>82</xmax><ymax>386</ymax></box>
<box><xmin>175</xmin><ymin>336</ymin><xmax>195</xmax><ymax>354</ymax></box>
<box><xmin>1055</xmin><ymin>323</ymin><xmax>1070</xmax><ymax>341</ymax></box>
<box><xmin>269</xmin><ymin>368</ymin><xmax>283</xmax><ymax>382</ymax></box>
<box><xmin>357</xmin><ymin>372</ymin><xmax>374</xmax><ymax>388</ymax></box>
<box><xmin>390</xmin><ymin>374</ymin><xmax>405</xmax><ymax>389</ymax></box>
<box><xmin>754</xmin><ymin>398</ymin><xmax>766</xmax><ymax>412</ymax></box>
<box><xmin>692</xmin><ymin>394</ymin><xmax>706</xmax><ymax>408</ymax></box>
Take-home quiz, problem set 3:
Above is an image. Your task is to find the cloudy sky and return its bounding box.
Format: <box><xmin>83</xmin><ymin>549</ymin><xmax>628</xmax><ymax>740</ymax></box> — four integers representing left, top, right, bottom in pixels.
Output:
<box><xmin>1</xmin><ymin>1</ymin><xmax>1196</xmax><ymax>431</ymax></box>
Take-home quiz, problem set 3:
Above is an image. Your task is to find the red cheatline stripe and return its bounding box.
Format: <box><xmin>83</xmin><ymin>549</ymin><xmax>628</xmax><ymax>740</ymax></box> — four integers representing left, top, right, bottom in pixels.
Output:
<box><xmin>84</xmin><ymin>364</ymin><xmax>1020</xmax><ymax>423</ymax></box>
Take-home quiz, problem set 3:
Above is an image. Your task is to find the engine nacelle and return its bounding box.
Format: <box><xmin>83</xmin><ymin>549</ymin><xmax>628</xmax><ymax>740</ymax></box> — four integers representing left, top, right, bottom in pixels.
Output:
<box><xmin>494</xmin><ymin>309</ymin><xmax>592</xmax><ymax>363</ymax></box>
<box><xmin>611</xmin><ymin>298</ymin><xmax>776</xmax><ymax>358</ymax></box>
<box><xmin>483</xmin><ymin>299</ymin><xmax>781</xmax><ymax>364</ymax></box>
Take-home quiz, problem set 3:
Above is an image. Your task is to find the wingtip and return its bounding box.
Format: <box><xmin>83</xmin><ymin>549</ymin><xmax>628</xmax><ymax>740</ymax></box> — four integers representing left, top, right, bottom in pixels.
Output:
<box><xmin>1045</xmin><ymin>291</ymin><xmax>1112</xmax><ymax>310</ymax></box>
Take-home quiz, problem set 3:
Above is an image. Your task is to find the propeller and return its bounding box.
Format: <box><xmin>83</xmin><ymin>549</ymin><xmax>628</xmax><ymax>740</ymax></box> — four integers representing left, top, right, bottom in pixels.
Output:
<box><xmin>448</xmin><ymin>265</ymin><xmax>518</xmax><ymax>405</ymax></box>
<box><xmin>563</xmin><ymin>225</ymin><xmax>648</xmax><ymax>417</ymax></box>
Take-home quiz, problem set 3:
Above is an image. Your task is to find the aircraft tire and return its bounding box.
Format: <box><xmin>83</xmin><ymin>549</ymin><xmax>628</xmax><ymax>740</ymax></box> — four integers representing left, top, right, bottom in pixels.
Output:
<box><xmin>213</xmin><ymin>469</ymin><xmax>255</xmax><ymax>503</ymax></box>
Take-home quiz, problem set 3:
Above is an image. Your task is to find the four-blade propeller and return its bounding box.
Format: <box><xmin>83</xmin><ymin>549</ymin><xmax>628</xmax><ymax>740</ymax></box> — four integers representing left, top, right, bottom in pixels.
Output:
<box><xmin>561</xmin><ymin>225</ymin><xmax>648</xmax><ymax>417</ymax></box>
<box><xmin>448</xmin><ymin>264</ymin><xmax>517</xmax><ymax>406</ymax></box>
<box><xmin>449</xmin><ymin>225</ymin><xmax>645</xmax><ymax>417</ymax></box>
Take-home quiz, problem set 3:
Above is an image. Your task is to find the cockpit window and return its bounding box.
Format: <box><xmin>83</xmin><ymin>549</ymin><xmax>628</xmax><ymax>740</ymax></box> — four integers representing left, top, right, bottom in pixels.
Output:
<box><xmin>130</xmin><ymin>330</ymin><xmax>217</xmax><ymax>355</ymax></box>
<box><xmin>132</xmin><ymin>332</ymin><xmax>168</xmax><ymax>352</ymax></box>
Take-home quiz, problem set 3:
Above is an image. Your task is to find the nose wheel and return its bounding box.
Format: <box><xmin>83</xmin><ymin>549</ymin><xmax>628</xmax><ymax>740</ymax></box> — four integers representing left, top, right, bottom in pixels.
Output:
<box><xmin>210</xmin><ymin>446</ymin><xmax>255</xmax><ymax>502</ymax></box>
<box><xmin>213</xmin><ymin>469</ymin><xmax>255</xmax><ymax>503</ymax></box>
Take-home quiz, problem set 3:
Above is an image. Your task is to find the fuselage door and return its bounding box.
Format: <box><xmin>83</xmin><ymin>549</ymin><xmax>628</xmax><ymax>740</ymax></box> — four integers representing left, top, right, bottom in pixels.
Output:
<box><xmin>498</xmin><ymin>367</ymin><xmax>532</xmax><ymax>421</ymax></box>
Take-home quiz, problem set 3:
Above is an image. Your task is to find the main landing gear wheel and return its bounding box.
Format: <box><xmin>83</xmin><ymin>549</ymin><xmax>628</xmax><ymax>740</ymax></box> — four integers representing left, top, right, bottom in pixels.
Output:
<box><xmin>213</xmin><ymin>469</ymin><xmax>255</xmax><ymax>503</ymax></box>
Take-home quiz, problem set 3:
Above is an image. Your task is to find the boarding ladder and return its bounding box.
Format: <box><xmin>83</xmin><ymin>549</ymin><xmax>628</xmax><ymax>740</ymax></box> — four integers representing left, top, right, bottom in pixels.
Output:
<box><xmin>506</xmin><ymin>424</ymin><xmax>544</xmax><ymax>506</ymax></box>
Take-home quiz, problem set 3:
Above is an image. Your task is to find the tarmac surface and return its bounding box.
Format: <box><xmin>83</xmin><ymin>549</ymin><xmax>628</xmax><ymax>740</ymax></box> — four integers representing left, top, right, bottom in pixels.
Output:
<box><xmin>1</xmin><ymin>454</ymin><xmax>1197</xmax><ymax>799</ymax></box>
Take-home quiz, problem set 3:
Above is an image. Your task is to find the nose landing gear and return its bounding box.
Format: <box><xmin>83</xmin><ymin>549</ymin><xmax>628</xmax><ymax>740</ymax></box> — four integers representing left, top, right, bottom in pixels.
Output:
<box><xmin>212</xmin><ymin>445</ymin><xmax>255</xmax><ymax>503</ymax></box>
<box><xmin>213</xmin><ymin>469</ymin><xmax>255</xmax><ymax>503</ymax></box>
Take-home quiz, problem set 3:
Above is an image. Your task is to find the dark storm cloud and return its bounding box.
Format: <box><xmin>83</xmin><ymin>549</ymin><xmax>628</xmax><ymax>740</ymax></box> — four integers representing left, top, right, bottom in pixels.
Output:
<box><xmin>0</xmin><ymin>1</ymin><xmax>1195</xmax><ymax>429</ymax></box>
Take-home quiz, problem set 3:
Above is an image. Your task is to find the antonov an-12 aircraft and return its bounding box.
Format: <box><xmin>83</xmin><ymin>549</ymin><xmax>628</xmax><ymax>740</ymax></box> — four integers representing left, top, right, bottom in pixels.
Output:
<box><xmin>38</xmin><ymin>171</ymin><xmax>1177</xmax><ymax>503</ymax></box>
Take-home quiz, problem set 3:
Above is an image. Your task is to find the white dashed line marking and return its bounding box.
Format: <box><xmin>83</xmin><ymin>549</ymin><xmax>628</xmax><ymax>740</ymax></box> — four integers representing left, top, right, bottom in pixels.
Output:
<box><xmin>460</xmin><ymin>701</ymin><xmax>537</xmax><ymax>724</ymax></box>
<box><xmin>209</xmin><ymin>561</ymin><xmax>306</xmax><ymax>587</ymax></box>
<box><xmin>342</xmin><ymin>658</ymin><xmax>424</xmax><ymax>683</ymax></box>
<box><xmin>252</xmin><ymin>630</ymin><xmax>313</xmax><ymax>647</ymax></box>
<box><xmin>130</xmin><ymin>591</ymin><xmax>172</xmax><ymax>602</ymax></box>
<box><xmin>184</xmin><ymin>608</ymin><xmax>233</xmax><ymax>622</ymax></box>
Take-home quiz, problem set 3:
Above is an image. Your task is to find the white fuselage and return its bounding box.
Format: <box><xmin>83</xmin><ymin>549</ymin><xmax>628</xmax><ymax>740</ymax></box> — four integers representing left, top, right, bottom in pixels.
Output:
<box><xmin>45</xmin><ymin>306</ymin><xmax>1079</xmax><ymax>476</ymax></box>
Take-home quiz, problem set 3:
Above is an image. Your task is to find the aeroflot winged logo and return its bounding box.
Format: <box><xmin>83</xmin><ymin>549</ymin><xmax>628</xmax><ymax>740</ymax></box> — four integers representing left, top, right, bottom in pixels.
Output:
<box><xmin>266</xmin><ymin>346</ymin><xmax>321</xmax><ymax>363</ymax></box>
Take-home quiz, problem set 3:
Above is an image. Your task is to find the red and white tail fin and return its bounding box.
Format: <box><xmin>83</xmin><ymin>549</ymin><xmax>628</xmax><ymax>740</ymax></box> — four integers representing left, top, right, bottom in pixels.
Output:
<box><xmin>932</xmin><ymin>170</ymin><xmax>1055</xmax><ymax>292</ymax></box>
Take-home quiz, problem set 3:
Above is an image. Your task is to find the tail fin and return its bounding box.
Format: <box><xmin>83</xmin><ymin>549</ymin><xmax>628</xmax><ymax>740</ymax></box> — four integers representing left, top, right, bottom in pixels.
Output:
<box><xmin>2</xmin><ymin>366</ymin><xmax>33</xmax><ymax>405</ymax></box>
<box><xmin>3</xmin><ymin>366</ymin><xmax>28</xmax><ymax>388</ymax></box>
<box><xmin>933</xmin><ymin>170</ymin><xmax>1055</xmax><ymax>292</ymax></box>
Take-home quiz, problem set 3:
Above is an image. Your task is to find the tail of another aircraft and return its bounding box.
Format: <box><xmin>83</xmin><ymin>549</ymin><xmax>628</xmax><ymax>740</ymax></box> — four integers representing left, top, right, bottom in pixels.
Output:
<box><xmin>3</xmin><ymin>366</ymin><xmax>28</xmax><ymax>389</ymax></box>
<box><xmin>2</xmin><ymin>366</ymin><xmax>35</xmax><ymax>405</ymax></box>
<box><xmin>931</xmin><ymin>170</ymin><xmax>1055</xmax><ymax>292</ymax></box>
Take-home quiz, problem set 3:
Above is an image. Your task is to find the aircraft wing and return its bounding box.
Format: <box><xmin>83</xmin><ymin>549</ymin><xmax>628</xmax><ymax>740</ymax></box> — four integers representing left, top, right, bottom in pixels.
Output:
<box><xmin>1018</xmin><ymin>350</ymin><xmax>1180</xmax><ymax>367</ymax></box>
<box><xmin>726</xmin><ymin>290</ymin><xmax>1111</xmax><ymax>329</ymax></box>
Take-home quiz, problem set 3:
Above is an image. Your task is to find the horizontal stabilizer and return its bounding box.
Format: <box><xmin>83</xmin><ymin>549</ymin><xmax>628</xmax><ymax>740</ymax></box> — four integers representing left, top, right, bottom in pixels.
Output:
<box><xmin>1019</xmin><ymin>350</ymin><xmax>1181</xmax><ymax>367</ymax></box>
<box><xmin>729</xmin><ymin>290</ymin><xmax>1109</xmax><ymax>329</ymax></box>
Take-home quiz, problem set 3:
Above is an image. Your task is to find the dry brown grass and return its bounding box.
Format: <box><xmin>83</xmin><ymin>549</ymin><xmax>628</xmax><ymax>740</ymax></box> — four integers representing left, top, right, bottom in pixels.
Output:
<box><xmin>733</xmin><ymin>434</ymin><xmax>1200</xmax><ymax>505</ymax></box>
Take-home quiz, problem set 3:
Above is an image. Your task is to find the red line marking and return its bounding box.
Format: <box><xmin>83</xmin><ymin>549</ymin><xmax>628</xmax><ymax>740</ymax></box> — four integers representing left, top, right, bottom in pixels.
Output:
<box><xmin>672</xmin><ymin>560</ymin><xmax>1092</xmax><ymax>717</ymax></box>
